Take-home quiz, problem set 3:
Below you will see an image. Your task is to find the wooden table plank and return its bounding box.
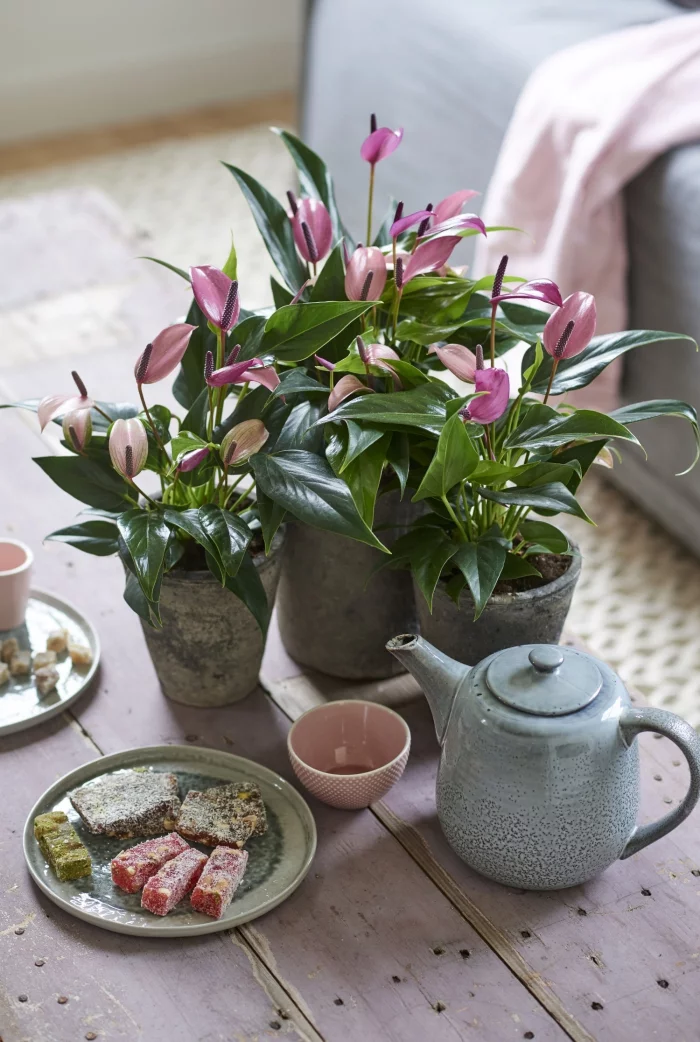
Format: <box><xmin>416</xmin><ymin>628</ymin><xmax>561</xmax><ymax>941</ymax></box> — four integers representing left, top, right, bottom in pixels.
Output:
<box><xmin>0</xmin><ymin>410</ymin><xmax>570</xmax><ymax>1041</ymax></box>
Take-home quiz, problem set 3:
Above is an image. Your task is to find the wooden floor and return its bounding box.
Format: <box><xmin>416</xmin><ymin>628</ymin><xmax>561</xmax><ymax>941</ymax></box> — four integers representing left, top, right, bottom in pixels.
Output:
<box><xmin>0</xmin><ymin>91</ymin><xmax>296</xmax><ymax>175</ymax></box>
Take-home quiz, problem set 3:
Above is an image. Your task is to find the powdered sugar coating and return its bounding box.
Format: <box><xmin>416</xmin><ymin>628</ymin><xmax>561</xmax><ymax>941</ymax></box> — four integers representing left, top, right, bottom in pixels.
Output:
<box><xmin>111</xmin><ymin>833</ymin><xmax>190</xmax><ymax>894</ymax></box>
<box><xmin>191</xmin><ymin>846</ymin><xmax>248</xmax><ymax>918</ymax></box>
<box><xmin>176</xmin><ymin>782</ymin><xmax>267</xmax><ymax>847</ymax></box>
<box><xmin>70</xmin><ymin>770</ymin><xmax>181</xmax><ymax>838</ymax></box>
<box><xmin>141</xmin><ymin>848</ymin><xmax>207</xmax><ymax>916</ymax></box>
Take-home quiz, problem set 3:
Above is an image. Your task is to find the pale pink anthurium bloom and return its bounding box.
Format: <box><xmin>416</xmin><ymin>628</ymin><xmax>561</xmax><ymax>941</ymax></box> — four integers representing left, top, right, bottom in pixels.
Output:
<box><xmin>364</xmin><ymin>343</ymin><xmax>401</xmax><ymax>379</ymax></box>
<box><xmin>38</xmin><ymin>392</ymin><xmax>93</xmax><ymax>432</ymax></box>
<box><xmin>345</xmin><ymin>247</ymin><xmax>387</xmax><ymax>301</ymax></box>
<box><xmin>328</xmin><ymin>375</ymin><xmax>373</xmax><ymax>411</ymax></box>
<box><xmin>465</xmin><ymin>368</ymin><xmax>510</xmax><ymax>425</ymax></box>
<box><xmin>491</xmin><ymin>279</ymin><xmax>563</xmax><ymax>308</ymax></box>
<box><xmin>134</xmin><ymin>324</ymin><xmax>197</xmax><ymax>385</ymax></box>
<box><xmin>403</xmin><ymin>236</ymin><xmax>461</xmax><ymax>284</ymax></box>
<box><xmin>62</xmin><ymin>408</ymin><xmax>92</xmax><ymax>451</ymax></box>
<box><xmin>291</xmin><ymin>198</ymin><xmax>333</xmax><ymax>264</ymax></box>
<box><xmin>543</xmin><ymin>292</ymin><xmax>597</xmax><ymax>358</ymax></box>
<box><xmin>207</xmin><ymin>357</ymin><xmax>280</xmax><ymax>393</ymax></box>
<box><xmin>428</xmin><ymin>344</ymin><xmax>477</xmax><ymax>383</ymax></box>
<box><xmin>360</xmin><ymin>126</ymin><xmax>403</xmax><ymax>164</ymax></box>
<box><xmin>421</xmin><ymin>213</ymin><xmax>486</xmax><ymax>239</ymax></box>
<box><xmin>220</xmin><ymin>419</ymin><xmax>269</xmax><ymax>466</ymax></box>
<box><xmin>432</xmin><ymin>189</ymin><xmax>480</xmax><ymax>225</ymax></box>
<box><xmin>190</xmin><ymin>266</ymin><xmax>240</xmax><ymax>332</ymax></box>
<box><xmin>177</xmin><ymin>447</ymin><xmax>210</xmax><ymax>472</ymax></box>
<box><xmin>389</xmin><ymin>209</ymin><xmax>435</xmax><ymax>239</ymax></box>
<box><xmin>109</xmin><ymin>418</ymin><xmax>149</xmax><ymax>479</ymax></box>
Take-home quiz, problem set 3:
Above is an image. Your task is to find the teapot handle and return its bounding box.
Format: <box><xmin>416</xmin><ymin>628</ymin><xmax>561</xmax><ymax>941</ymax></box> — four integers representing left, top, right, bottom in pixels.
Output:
<box><xmin>619</xmin><ymin>706</ymin><xmax>700</xmax><ymax>860</ymax></box>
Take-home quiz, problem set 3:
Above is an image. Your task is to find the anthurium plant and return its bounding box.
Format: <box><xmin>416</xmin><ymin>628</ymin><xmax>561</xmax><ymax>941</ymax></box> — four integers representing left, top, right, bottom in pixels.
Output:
<box><xmin>5</xmin><ymin>114</ymin><xmax>698</xmax><ymax>628</ymax></box>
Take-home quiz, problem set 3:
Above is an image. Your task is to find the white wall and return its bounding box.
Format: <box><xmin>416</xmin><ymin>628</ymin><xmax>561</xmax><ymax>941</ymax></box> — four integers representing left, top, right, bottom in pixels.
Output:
<box><xmin>0</xmin><ymin>0</ymin><xmax>304</xmax><ymax>143</ymax></box>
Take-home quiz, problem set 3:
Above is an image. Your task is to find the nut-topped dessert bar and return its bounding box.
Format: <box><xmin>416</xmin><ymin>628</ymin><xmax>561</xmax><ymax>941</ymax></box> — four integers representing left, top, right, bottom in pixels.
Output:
<box><xmin>34</xmin><ymin>811</ymin><xmax>92</xmax><ymax>881</ymax></box>
<box><xmin>176</xmin><ymin>782</ymin><xmax>267</xmax><ymax>847</ymax></box>
<box><xmin>70</xmin><ymin>770</ymin><xmax>181</xmax><ymax>838</ymax></box>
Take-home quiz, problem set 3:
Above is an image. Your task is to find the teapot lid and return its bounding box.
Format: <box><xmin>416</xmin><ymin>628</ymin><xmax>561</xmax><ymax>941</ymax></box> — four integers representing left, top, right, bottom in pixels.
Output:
<box><xmin>485</xmin><ymin>644</ymin><xmax>603</xmax><ymax>716</ymax></box>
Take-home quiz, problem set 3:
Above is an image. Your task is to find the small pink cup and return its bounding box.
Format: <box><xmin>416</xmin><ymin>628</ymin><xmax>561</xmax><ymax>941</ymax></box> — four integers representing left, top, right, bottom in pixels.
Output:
<box><xmin>288</xmin><ymin>700</ymin><xmax>411</xmax><ymax>810</ymax></box>
<box><xmin>0</xmin><ymin>539</ymin><xmax>33</xmax><ymax>631</ymax></box>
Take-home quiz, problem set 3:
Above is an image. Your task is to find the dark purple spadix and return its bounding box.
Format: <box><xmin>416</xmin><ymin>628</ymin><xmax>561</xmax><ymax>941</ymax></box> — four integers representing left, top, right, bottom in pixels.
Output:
<box><xmin>554</xmin><ymin>320</ymin><xmax>575</xmax><ymax>359</ymax></box>
<box><xmin>395</xmin><ymin>256</ymin><xmax>404</xmax><ymax>291</ymax></box>
<box><xmin>71</xmin><ymin>370</ymin><xmax>89</xmax><ymax>398</ymax></box>
<box><xmin>492</xmin><ymin>255</ymin><xmax>509</xmax><ymax>300</ymax></box>
<box><xmin>220</xmin><ymin>281</ymin><xmax>239</xmax><ymax>331</ymax></box>
<box><xmin>135</xmin><ymin>343</ymin><xmax>153</xmax><ymax>384</ymax></box>
<box><xmin>475</xmin><ymin>344</ymin><xmax>484</xmax><ymax>370</ymax></box>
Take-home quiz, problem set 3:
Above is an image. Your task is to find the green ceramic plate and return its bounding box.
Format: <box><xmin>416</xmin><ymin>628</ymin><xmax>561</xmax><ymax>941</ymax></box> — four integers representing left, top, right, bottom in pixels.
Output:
<box><xmin>24</xmin><ymin>745</ymin><xmax>317</xmax><ymax>936</ymax></box>
<box><xmin>0</xmin><ymin>589</ymin><xmax>99</xmax><ymax>736</ymax></box>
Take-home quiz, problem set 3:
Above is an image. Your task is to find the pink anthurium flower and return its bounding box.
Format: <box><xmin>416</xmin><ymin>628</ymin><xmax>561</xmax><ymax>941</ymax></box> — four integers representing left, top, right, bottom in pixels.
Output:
<box><xmin>420</xmin><ymin>213</ymin><xmax>486</xmax><ymax>239</ymax></box>
<box><xmin>360</xmin><ymin>124</ymin><xmax>403</xmax><ymax>164</ymax></box>
<box><xmin>205</xmin><ymin>357</ymin><xmax>280</xmax><ymax>393</ymax></box>
<box><xmin>428</xmin><ymin>344</ymin><xmax>477</xmax><ymax>383</ymax></box>
<box><xmin>464</xmin><ymin>368</ymin><xmax>510</xmax><ymax>425</ymax></box>
<box><xmin>37</xmin><ymin>371</ymin><xmax>94</xmax><ymax>432</ymax></box>
<box><xmin>364</xmin><ymin>343</ymin><xmax>400</xmax><ymax>373</ymax></box>
<box><xmin>290</xmin><ymin>197</ymin><xmax>332</xmax><ymax>264</ymax></box>
<box><xmin>390</xmin><ymin>209</ymin><xmax>435</xmax><ymax>239</ymax></box>
<box><xmin>178</xmin><ymin>446</ymin><xmax>210</xmax><ymax>472</ymax></box>
<box><xmin>403</xmin><ymin>236</ymin><xmax>461</xmax><ymax>284</ymax></box>
<box><xmin>238</xmin><ymin>364</ymin><xmax>281</xmax><ymax>393</ymax></box>
<box><xmin>491</xmin><ymin>278</ymin><xmax>564</xmax><ymax>308</ymax></box>
<box><xmin>109</xmin><ymin>418</ymin><xmax>148</xmax><ymax>479</ymax></box>
<box><xmin>328</xmin><ymin>374</ymin><xmax>373</xmax><ymax>411</ymax></box>
<box><xmin>134</xmin><ymin>323</ymin><xmax>197</xmax><ymax>384</ymax></box>
<box><xmin>543</xmin><ymin>291</ymin><xmax>597</xmax><ymax>358</ymax></box>
<box><xmin>62</xmin><ymin>408</ymin><xmax>92</xmax><ymax>452</ymax></box>
<box><xmin>190</xmin><ymin>266</ymin><xmax>240</xmax><ymax>332</ymax></box>
<box><xmin>314</xmin><ymin>354</ymin><xmax>335</xmax><ymax>371</ymax></box>
<box><xmin>433</xmin><ymin>189</ymin><xmax>479</xmax><ymax>225</ymax></box>
<box><xmin>345</xmin><ymin>246</ymin><xmax>387</xmax><ymax>301</ymax></box>
<box><xmin>220</xmin><ymin>419</ymin><xmax>269</xmax><ymax>466</ymax></box>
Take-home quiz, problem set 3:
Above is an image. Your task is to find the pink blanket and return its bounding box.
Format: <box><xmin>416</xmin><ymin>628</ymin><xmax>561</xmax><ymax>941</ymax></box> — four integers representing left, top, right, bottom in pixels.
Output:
<box><xmin>474</xmin><ymin>13</ymin><xmax>700</xmax><ymax>409</ymax></box>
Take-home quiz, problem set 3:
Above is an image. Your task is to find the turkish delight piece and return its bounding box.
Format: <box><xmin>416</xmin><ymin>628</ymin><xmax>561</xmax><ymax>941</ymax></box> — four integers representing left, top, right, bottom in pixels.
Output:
<box><xmin>176</xmin><ymin>782</ymin><xmax>266</xmax><ymax>847</ymax></box>
<box><xmin>34</xmin><ymin>811</ymin><xmax>92</xmax><ymax>881</ymax></box>
<box><xmin>1</xmin><ymin>638</ymin><xmax>19</xmax><ymax>663</ymax></box>
<box><xmin>141</xmin><ymin>848</ymin><xmax>207</xmax><ymax>915</ymax></box>
<box><xmin>47</xmin><ymin>629</ymin><xmax>69</xmax><ymax>653</ymax></box>
<box><xmin>35</xmin><ymin>665</ymin><xmax>59</xmax><ymax>696</ymax></box>
<box><xmin>111</xmin><ymin>832</ymin><xmax>190</xmax><ymax>894</ymax></box>
<box><xmin>191</xmin><ymin>846</ymin><xmax>248</xmax><ymax>919</ymax></box>
<box><xmin>33</xmin><ymin>650</ymin><xmax>57</xmax><ymax>670</ymax></box>
<box><xmin>10</xmin><ymin>651</ymin><xmax>31</xmax><ymax>676</ymax></box>
<box><xmin>68</xmin><ymin>642</ymin><xmax>93</xmax><ymax>667</ymax></box>
<box><xmin>70</xmin><ymin>770</ymin><xmax>181</xmax><ymax>838</ymax></box>
<box><xmin>0</xmin><ymin>662</ymin><xmax>9</xmax><ymax>685</ymax></box>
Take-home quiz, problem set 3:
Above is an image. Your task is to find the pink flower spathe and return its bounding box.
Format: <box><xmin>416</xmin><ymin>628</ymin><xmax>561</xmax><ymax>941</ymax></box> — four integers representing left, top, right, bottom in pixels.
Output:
<box><xmin>466</xmin><ymin>368</ymin><xmax>510</xmax><ymax>424</ymax></box>
<box><xmin>345</xmin><ymin>247</ymin><xmax>387</xmax><ymax>301</ymax></box>
<box><xmin>428</xmin><ymin>344</ymin><xmax>477</xmax><ymax>383</ymax></box>
<box><xmin>543</xmin><ymin>292</ymin><xmax>597</xmax><ymax>359</ymax></box>
<box><xmin>292</xmin><ymin>198</ymin><xmax>333</xmax><ymax>264</ymax></box>
<box><xmin>433</xmin><ymin>189</ymin><xmax>479</xmax><ymax>225</ymax></box>
<box><xmin>134</xmin><ymin>323</ymin><xmax>197</xmax><ymax>384</ymax></box>
<box><xmin>37</xmin><ymin>393</ymin><xmax>94</xmax><ymax>432</ymax></box>
<box><xmin>109</xmin><ymin>418</ymin><xmax>148</xmax><ymax>479</ymax></box>
<box><xmin>360</xmin><ymin>126</ymin><xmax>403</xmax><ymax>164</ymax></box>
<box><xmin>190</xmin><ymin>266</ymin><xmax>240</xmax><ymax>331</ymax></box>
<box><xmin>328</xmin><ymin>374</ymin><xmax>373</xmax><ymax>411</ymax></box>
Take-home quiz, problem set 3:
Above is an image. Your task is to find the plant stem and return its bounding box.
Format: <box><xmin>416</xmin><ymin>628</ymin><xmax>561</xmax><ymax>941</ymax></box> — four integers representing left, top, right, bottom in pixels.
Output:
<box><xmin>366</xmin><ymin>164</ymin><xmax>375</xmax><ymax>245</ymax></box>
<box><xmin>391</xmin><ymin>289</ymin><xmax>402</xmax><ymax>345</ymax></box>
<box><xmin>442</xmin><ymin>494</ymin><xmax>467</xmax><ymax>542</ymax></box>
<box><xmin>229</xmin><ymin>482</ymin><xmax>254</xmax><ymax>514</ymax></box>
<box><xmin>214</xmin><ymin>327</ymin><xmax>226</xmax><ymax>427</ymax></box>
<box><xmin>484</xmin><ymin>425</ymin><xmax>496</xmax><ymax>461</ymax></box>
<box><xmin>207</xmin><ymin>386</ymin><xmax>214</xmax><ymax>442</ymax></box>
<box><xmin>138</xmin><ymin>385</ymin><xmax>167</xmax><ymax>455</ymax></box>
<box><xmin>223</xmin><ymin>471</ymin><xmax>246</xmax><ymax>509</ymax></box>
<box><xmin>489</xmin><ymin>302</ymin><xmax>497</xmax><ymax>366</ymax></box>
<box><xmin>460</xmin><ymin>483</ymin><xmax>476</xmax><ymax>540</ymax></box>
<box><xmin>127</xmin><ymin>477</ymin><xmax>159</xmax><ymax>508</ymax></box>
<box><xmin>543</xmin><ymin>358</ymin><xmax>560</xmax><ymax>405</ymax></box>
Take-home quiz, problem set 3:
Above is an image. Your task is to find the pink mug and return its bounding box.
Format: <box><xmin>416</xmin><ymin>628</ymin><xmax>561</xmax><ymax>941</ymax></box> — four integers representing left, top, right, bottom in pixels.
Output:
<box><xmin>0</xmin><ymin>539</ymin><xmax>33</xmax><ymax>630</ymax></box>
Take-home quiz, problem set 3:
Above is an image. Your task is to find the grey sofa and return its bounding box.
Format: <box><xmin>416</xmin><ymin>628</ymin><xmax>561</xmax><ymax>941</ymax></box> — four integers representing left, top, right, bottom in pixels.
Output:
<box><xmin>301</xmin><ymin>0</ymin><xmax>700</xmax><ymax>552</ymax></box>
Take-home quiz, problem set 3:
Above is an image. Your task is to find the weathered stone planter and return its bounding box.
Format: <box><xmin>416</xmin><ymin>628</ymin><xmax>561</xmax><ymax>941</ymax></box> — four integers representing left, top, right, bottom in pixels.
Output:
<box><xmin>275</xmin><ymin>492</ymin><xmax>418</xmax><ymax>680</ymax></box>
<box><xmin>416</xmin><ymin>545</ymin><xmax>581</xmax><ymax>665</ymax></box>
<box><xmin>140</xmin><ymin>533</ymin><xmax>284</xmax><ymax>707</ymax></box>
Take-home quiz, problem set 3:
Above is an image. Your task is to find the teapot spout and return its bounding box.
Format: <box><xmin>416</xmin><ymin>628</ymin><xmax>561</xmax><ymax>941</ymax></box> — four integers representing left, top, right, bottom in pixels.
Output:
<box><xmin>386</xmin><ymin>634</ymin><xmax>469</xmax><ymax>745</ymax></box>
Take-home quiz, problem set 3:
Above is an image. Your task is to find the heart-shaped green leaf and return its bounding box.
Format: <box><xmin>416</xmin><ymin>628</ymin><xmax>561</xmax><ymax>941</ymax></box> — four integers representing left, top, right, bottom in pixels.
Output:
<box><xmin>262</xmin><ymin>301</ymin><xmax>373</xmax><ymax>361</ymax></box>
<box><xmin>413</xmin><ymin>411</ymin><xmax>479</xmax><ymax>501</ymax></box>
<box><xmin>117</xmin><ymin>509</ymin><xmax>170</xmax><ymax>601</ymax></box>
<box><xmin>34</xmin><ymin>455</ymin><xmax>132</xmax><ymax>511</ymax></box>
<box><xmin>46</xmin><ymin>519</ymin><xmax>120</xmax><ymax>556</ymax></box>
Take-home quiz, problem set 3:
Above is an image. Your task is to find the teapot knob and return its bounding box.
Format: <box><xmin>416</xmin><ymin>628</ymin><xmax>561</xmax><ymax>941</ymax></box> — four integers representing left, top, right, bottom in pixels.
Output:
<box><xmin>528</xmin><ymin>647</ymin><xmax>565</xmax><ymax>674</ymax></box>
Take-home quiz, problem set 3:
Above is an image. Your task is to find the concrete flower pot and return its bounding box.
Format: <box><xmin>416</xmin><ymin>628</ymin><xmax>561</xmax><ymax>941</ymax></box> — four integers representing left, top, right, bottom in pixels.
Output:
<box><xmin>417</xmin><ymin>545</ymin><xmax>582</xmax><ymax>665</ymax></box>
<box><xmin>140</xmin><ymin>532</ymin><xmax>284</xmax><ymax>707</ymax></box>
<box><xmin>275</xmin><ymin>492</ymin><xmax>418</xmax><ymax>680</ymax></box>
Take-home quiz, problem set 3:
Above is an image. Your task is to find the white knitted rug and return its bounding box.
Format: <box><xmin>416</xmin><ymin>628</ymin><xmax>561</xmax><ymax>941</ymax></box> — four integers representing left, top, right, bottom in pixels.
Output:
<box><xmin>1</xmin><ymin>126</ymin><xmax>698</xmax><ymax>723</ymax></box>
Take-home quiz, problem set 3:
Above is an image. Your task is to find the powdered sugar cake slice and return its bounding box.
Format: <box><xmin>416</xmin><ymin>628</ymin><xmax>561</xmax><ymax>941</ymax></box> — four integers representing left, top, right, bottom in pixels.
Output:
<box><xmin>176</xmin><ymin>782</ymin><xmax>267</xmax><ymax>847</ymax></box>
<box><xmin>70</xmin><ymin>770</ymin><xmax>181</xmax><ymax>838</ymax></box>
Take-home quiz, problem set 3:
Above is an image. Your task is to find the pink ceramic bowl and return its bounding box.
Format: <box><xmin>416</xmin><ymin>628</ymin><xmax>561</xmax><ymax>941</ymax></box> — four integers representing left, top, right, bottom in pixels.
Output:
<box><xmin>287</xmin><ymin>700</ymin><xmax>411</xmax><ymax>810</ymax></box>
<box><xmin>0</xmin><ymin>539</ymin><xmax>33</xmax><ymax>631</ymax></box>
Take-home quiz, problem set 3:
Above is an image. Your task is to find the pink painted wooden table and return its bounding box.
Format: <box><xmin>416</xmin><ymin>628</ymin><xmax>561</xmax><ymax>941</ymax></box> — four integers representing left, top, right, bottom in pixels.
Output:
<box><xmin>2</xmin><ymin>301</ymin><xmax>700</xmax><ymax>1042</ymax></box>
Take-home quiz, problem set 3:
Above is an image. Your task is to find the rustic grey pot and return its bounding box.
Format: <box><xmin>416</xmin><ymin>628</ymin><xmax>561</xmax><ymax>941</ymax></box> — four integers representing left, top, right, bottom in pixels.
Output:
<box><xmin>275</xmin><ymin>492</ymin><xmax>418</xmax><ymax>680</ymax></box>
<box><xmin>140</xmin><ymin>533</ymin><xmax>284</xmax><ymax>707</ymax></box>
<box><xmin>417</xmin><ymin>545</ymin><xmax>581</xmax><ymax>665</ymax></box>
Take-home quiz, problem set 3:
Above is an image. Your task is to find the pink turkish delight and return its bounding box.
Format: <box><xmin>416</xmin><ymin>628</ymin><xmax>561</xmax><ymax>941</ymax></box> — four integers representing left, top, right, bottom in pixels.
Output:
<box><xmin>111</xmin><ymin>833</ymin><xmax>190</xmax><ymax>894</ymax></box>
<box><xmin>191</xmin><ymin>846</ymin><xmax>249</xmax><ymax>919</ymax></box>
<box><xmin>141</xmin><ymin>848</ymin><xmax>207</xmax><ymax>916</ymax></box>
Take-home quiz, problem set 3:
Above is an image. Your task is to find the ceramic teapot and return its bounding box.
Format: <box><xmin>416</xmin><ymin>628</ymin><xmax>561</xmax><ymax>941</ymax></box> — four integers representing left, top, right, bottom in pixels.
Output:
<box><xmin>387</xmin><ymin>635</ymin><xmax>700</xmax><ymax>890</ymax></box>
